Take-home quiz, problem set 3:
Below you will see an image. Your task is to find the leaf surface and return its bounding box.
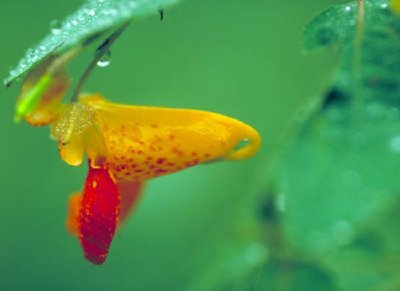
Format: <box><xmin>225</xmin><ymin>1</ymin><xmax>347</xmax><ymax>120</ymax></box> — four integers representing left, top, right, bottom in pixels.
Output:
<box><xmin>4</xmin><ymin>0</ymin><xmax>179</xmax><ymax>86</ymax></box>
<box><xmin>274</xmin><ymin>0</ymin><xmax>400</xmax><ymax>252</ymax></box>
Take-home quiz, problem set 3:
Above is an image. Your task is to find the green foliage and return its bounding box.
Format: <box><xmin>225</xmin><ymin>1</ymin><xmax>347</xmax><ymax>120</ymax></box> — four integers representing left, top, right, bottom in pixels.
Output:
<box><xmin>246</xmin><ymin>259</ymin><xmax>337</xmax><ymax>291</ymax></box>
<box><xmin>187</xmin><ymin>239</ymin><xmax>268</xmax><ymax>291</ymax></box>
<box><xmin>304</xmin><ymin>0</ymin><xmax>400</xmax><ymax>103</ymax></box>
<box><xmin>3</xmin><ymin>0</ymin><xmax>400</xmax><ymax>290</ymax></box>
<box><xmin>276</xmin><ymin>0</ymin><xmax>400</xmax><ymax>251</ymax></box>
<box><xmin>263</xmin><ymin>0</ymin><xmax>400</xmax><ymax>290</ymax></box>
<box><xmin>276</xmin><ymin>101</ymin><xmax>400</xmax><ymax>249</ymax></box>
<box><xmin>4</xmin><ymin>0</ymin><xmax>178</xmax><ymax>87</ymax></box>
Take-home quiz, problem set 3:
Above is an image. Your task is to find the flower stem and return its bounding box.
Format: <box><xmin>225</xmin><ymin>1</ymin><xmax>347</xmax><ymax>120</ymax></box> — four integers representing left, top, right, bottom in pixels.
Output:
<box><xmin>355</xmin><ymin>0</ymin><xmax>365</xmax><ymax>66</ymax></box>
<box><xmin>356</xmin><ymin>0</ymin><xmax>365</xmax><ymax>45</ymax></box>
<box><xmin>352</xmin><ymin>0</ymin><xmax>365</xmax><ymax>112</ymax></box>
<box><xmin>70</xmin><ymin>22</ymin><xmax>131</xmax><ymax>102</ymax></box>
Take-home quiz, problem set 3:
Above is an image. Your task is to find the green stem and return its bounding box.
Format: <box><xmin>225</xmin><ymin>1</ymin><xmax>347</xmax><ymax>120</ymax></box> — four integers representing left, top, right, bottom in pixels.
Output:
<box><xmin>70</xmin><ymin>22</ymin><xmax>131</xmax><ymax>102</ymax></box>
<box><xmin>353</xmin><ymin>0</ymin><xmax>365</xmax><ymax>104</ymax></box>
<box><xmin>356</xmin><ymin>0</ymin><xmax>365</xmax><ymax>45</ymax></box>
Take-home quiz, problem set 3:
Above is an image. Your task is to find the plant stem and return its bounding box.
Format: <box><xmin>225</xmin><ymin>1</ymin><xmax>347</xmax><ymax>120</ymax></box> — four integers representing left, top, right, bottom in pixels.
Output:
<box><xmin>352</xmin><ymin>0</ymin><xmax>365</xmax><ymax>111</ymax></box>
<box><xmin>356</xmin><ymin>0</ymin><xmax>365</xmax><ymax>45</ymax></box>
<box><xmin>70</xmin><ymin>22</ymin><xmax>131</xmax><ymax>102</ymax></box>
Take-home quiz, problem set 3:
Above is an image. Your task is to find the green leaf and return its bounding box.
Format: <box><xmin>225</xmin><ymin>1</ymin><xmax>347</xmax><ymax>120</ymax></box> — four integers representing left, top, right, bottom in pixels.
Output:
<box><xmin>303</xmin><ymin>2</ymin><xmax>357</xmax><ymax>51</ymax></box>
<box><xmin>186</xmin><ymin>239</ymin><xmax>268</xmax><ymax>291</ymax></box>
<box><xmin>272</xmin><ymin>0</ymin><xmax>400</xmax><ymax>253</ymax></box>
<box><xmin>278</xmin><ymin>102</ymin><xmax>400</xmax><ymax>252</ymax></box>
<box><xmin>244</xmin><ymin>258</ymin><xmax>337</xmax><ymax>291</ymax></box>
<box><xmin>304</xmin><ymin>0</ymin><xmax>400</xmax><ymax>103</ymax></box>
<box><xmin>4</xmin><ymin>0</ymin><xmax>179</xmax><ymax>87</ymax></box>
<box><xmin>315</xmin><ymin>200</ymin><xmax>400</xmax><ymax>291</ymax></box>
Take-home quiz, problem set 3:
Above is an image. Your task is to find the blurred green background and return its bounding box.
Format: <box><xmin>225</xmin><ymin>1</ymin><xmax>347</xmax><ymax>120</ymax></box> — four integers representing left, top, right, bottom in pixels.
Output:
<box><xmin>0</xmin><ymin>0</ymin><xmax>342</xmax><ymax>290</ymax></box>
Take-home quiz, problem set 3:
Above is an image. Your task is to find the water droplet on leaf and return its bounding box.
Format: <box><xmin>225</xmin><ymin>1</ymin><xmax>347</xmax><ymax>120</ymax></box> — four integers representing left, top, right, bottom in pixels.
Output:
<box><xmin>97</xmin><ymin>50</ymin><xmax>111</xmax><ymax>67</ymax></box>
<box><xmin>50</xmin><ymin>20</ymin><xmax>62</xmax><ymax>35</ymax></box>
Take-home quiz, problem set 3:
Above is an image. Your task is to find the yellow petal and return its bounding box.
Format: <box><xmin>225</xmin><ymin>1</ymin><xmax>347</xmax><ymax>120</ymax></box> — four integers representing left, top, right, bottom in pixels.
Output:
<box><xmin>51</xmin><ymin>103</ymin><xmax>95</xmax><ymax>166</ymax></box>
<box><xmin>80</xmin><ymin>94</ymin><xmax>261</xmax><ymax>181</ymax></box>
<box><xmin>57</xmin><ymin>136</ymin><xmax>85</xmax><ymax>167</ymax></box>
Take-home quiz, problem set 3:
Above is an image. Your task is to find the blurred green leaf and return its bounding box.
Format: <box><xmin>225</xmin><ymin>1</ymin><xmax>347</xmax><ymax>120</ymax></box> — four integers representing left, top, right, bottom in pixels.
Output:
<box><xmin>320</xmin><ymin>200</ymin><xmax>400</xmax><ymax>291</ymax></box>
<box><xmin>273</xmin><ymin>0</ymin><xmax>400</xmax><ymax>253</ymax></box>
<box><xmin>278</xmin><ymin>101</ymin><xmax>400</xmax><ymax>252</ymax></box>
<box><xmin>245</xmin><ymin>258</ymin><xmax>337</xmax><ymax>291</ymax></box>
<box><xmin>304</xmin><ymin>0</ymin><xmax>400</xmax><ymax>103</ymax></box>
<box><xmin>186</xmin><ymin>239</ymin><xmax>268</xmax><ymax>291</ymax></box>
<box><xmin>303</xmin><ymin>2</ymin><xmax>357</xmax><ymax>51</ymax></box>
<box><xmin>4</xmin><ymin>0</ymin><xmax>179</xmax><ymax>87</ymax></box>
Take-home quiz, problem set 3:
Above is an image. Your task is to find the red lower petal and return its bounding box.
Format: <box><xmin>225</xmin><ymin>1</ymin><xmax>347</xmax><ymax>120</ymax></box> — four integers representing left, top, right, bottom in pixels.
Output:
<box><xmin>79</xmin><ymin>163</ymin><xmax>120</xmax><ymax>265</ymax></box>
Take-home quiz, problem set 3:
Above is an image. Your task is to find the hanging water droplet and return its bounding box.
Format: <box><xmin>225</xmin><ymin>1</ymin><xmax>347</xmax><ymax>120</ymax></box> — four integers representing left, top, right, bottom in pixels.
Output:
<box><xmin>97</xmin><ymin>50</ymin><xmax>111</xmax><ymax>67</ymax></box>
<box><xmin>50</xmin><ymin>20</ymin><xmax>62</xmax><ymax>35</ymax></box>
<box><xmin>4</xmin><ymin>79</ymin><xmax>11</xmax><ymax>88</ymax></box>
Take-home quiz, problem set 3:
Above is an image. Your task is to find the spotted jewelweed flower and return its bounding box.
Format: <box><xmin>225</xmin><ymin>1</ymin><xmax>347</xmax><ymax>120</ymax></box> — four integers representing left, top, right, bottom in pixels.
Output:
<box><xmin>56</xmin><ymin>94</ymin><xmax>261</xmax><ymax>264</ymax></box>
<box><xmin>15</xmin><ymin>56</ymin><xmax>261</xmax><ymax>264</ymax></box>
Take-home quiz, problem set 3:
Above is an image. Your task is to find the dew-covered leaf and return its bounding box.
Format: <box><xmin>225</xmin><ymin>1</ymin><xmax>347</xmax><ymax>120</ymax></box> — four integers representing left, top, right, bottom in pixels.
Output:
<box><xmin>304</xmin><ymin>0</ymin><xmax>400</xmax><ymax>103</ymax></box>
<box><xmin>272</xmin><ymin>0</ymin><xmax>400</xmax><ymax>253</ymax></box>
<box><xmin>4</xmin><ymin>0</ymin><xmax>179</xmax><ymax>87</ymax></box>
<box><xmin>303</xmin><ymin>2</ymin><xmax>357</xmax><ymax>51</ymax></box>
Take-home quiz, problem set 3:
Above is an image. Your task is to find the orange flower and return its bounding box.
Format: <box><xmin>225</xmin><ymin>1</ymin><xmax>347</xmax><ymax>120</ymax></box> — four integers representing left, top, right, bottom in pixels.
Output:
<box><xmin>16</xmin><ymin>58</ymin><xmax>261</xmax><ymax>264</ymax></box>
<box><xmin>47</xmin><ymin>94</ymin><xmax>261</xmax><ymax>264</ymax></box>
